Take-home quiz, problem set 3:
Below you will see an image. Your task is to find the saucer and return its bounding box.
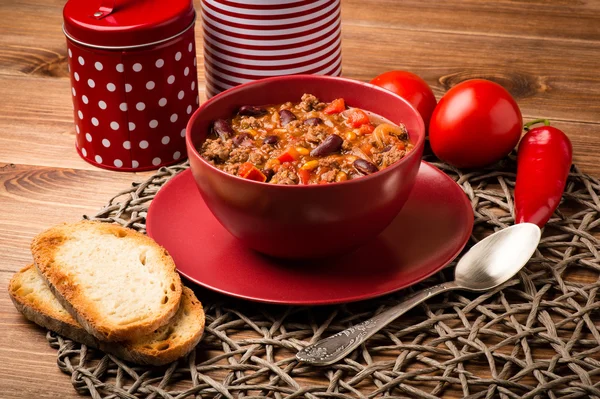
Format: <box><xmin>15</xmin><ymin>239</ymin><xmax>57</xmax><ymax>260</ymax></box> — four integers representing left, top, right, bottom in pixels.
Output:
<box><xmin>146</xmin><ymin>162</ymin><xmax>473</xmax><ymax>305</ymax></box>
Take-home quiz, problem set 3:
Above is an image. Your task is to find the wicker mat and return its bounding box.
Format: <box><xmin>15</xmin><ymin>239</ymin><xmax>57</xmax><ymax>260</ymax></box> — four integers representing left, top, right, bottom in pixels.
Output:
<box><xmin>47</xmin><ymin>155</ymin><xmax>600</xmax><ymax>399</ymax></box>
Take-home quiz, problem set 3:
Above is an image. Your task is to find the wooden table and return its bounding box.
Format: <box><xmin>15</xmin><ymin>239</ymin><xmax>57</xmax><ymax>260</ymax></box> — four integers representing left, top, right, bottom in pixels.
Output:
<box><xmin>1</xmin><ymin>1</ymin><xmax>599</xmax><ymax>397</ymax></box>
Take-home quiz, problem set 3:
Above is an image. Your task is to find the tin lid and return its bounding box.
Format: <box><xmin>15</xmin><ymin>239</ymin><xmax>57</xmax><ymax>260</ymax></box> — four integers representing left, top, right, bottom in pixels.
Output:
<box><xmin>63</xmin><ymin>0</ymin><xmax>195</xmax><ymax>48</ymax></box>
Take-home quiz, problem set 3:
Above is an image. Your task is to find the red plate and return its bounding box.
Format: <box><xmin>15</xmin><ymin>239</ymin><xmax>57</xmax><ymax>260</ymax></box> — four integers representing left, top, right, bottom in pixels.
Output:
<box><xmin>147</xmin><ymin>162</ymin><xmax>473</xmax><ymax>305</ymax></box>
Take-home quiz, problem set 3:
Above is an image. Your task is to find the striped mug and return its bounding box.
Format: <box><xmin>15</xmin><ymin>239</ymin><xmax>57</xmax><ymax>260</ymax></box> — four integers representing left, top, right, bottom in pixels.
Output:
<box><xmin>201</xmin><ymin>0</ymin><xmax>342</xmax><ymax>98</ymax></box>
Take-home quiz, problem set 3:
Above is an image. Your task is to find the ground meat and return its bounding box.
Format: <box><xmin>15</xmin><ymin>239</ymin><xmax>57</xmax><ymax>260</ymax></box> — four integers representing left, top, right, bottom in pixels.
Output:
<box><xmin>228</xmin><ymin>146</ymin><xmax>252</xmax><ymax>163</ymax></box>
<box><xmin>248</xmin><ymin>150</ymin><xmax>267</xmax><ymax>165</ymax></box>
<box><xmin>320</xmin><ymin>170</ymin><xmax>337</xmax><ymax>182</ymax></box>
<box><xmin>222</xmin><ymin>164</ymin><xmax>239</xmax><ymax>175</ymax></box>
<box><xmin>201</xmin><ymin>138</ymin><xmax>233</xmax><ymax>163</ymax></box>
<box><xmin>299</xmin><ymin>93</ymin><xmax>325</xmax><ymax>111</ymax></box>
<box><xmin>239</xmin><ymin>117</ymin><xmax>262</xmax><ymax>130</ymax></box>
<box><xmin>260</xmin><ymin>143</ymin><xmax>278</xmax><ymax>156</ymax></box>
<box><xmin>318</xmin><ymin>157</ymin><xmax>340</xmax><ymax>169</ymax></box>
<box><xmin>342</xmin><ymin>139</ymin><xmax>353</xmax><ymax>151</ymax></box>
<box><xmin>270</xmin><ymin>165</ymin><xmax>299</xmax><ymax>185</ymax></box>
<box><xmin>372</xmin><ymin>146</ymin><xmax>407</xmax><ymax>168</ymax></box>
<box><xmin>305</xmin><ymin>126</ymin><xmax>328</xmax><ymax>144</ymax></box>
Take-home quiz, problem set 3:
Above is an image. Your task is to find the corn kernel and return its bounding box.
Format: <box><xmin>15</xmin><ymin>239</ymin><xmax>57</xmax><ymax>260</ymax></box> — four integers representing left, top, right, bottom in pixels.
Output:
<box><xmin>273</xmin><ymin>128</ymin><xmax>287</xmax><ymax>134</ymax></box>
<box><xmin>335</xmin><ymin>171</ymin><xmax>348</xmax><ymax>182</ymax></box>
<box><xmin>296</xmin><ymin>146</ymin><xmax>310</xmax><ymax>156</ymax></box>
<box><xmin>246</xmin><ymin>128</ymin><xmax>259</xmax><ymax>136</ymax></box>
<box><xmin>346</xmin><ymin>131</ymin><xmax>357</xmax><ymax>141</ymax></box>
<box><xmin>301</xmin><ymin>160</ymin><xmax>319</xmax><ymax>170</ymax></box>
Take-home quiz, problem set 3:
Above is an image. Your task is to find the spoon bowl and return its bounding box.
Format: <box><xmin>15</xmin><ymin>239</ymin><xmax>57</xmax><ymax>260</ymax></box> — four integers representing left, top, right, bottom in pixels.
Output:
<box><xmin>455</xmin><ymin>223</ymin><xmax>541</xmax><ymax>291</ymax></box>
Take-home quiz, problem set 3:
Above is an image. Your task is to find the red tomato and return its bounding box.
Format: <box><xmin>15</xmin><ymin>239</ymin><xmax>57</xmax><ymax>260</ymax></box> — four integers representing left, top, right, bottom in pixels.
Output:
<box><xmin>323</xmin><ymin>98</ymin><xmax>345</xmax><ymax>114</ymax></box>
<box><xmin>346</xmin><ymin>108</ymin><xmax>370</xmax><ymax>127</ymax></box>
<box><xmin>358</xmin><ymin>123</ymin><xmax>375</xmax><ymax>135</ymax></box>
<box><xmin>429</xmin><ymin>79</ymin><xmax>522</xmax><ymax>168</ymax></box>
<box><xmin>298</xmin><ymin>169</ymin><xmax>311</xmax><ymax>185</ymax></box>
<box><xmin>370</xmin><ymin>71</ymin><xmax>437</xmax><ymax>130</ymax></box>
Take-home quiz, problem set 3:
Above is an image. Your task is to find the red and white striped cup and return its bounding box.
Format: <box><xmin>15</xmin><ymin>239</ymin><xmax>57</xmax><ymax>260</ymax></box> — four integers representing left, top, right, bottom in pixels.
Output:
<box><xmin>201</xmin><ymin>0</ymin><xmax>342</xmax><ymax>98</ymax></box>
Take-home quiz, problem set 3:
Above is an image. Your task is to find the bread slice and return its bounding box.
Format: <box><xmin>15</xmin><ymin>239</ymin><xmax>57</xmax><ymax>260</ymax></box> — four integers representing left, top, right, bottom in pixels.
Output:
<box><xmin>31</xmin><ymin>221</ymin><xmax>182</xmax><ymax>342</ymax></box>
<box><xmin>9</xmin><ymin>265</ymin><xmax>205</xmax><ymax>366</ymax></box>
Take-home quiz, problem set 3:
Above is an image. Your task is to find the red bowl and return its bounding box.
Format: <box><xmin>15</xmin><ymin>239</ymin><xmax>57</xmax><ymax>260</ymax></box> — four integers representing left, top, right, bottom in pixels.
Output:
<box><xmin>186</xmin><ymin>75</ymin><xmax>425</xmax><ymax>258</ymax></box>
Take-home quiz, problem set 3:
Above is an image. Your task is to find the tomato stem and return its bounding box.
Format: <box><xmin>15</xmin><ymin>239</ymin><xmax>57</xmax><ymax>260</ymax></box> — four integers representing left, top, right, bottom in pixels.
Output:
<box><xmin>524</xmin><ymin>118</ymin><xmax>551</xmax><ymax>131</ymax></box>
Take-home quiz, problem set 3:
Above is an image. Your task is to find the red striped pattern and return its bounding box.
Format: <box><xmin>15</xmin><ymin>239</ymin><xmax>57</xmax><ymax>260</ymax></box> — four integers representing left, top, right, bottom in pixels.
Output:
<box><xmin>201</xmin><ymin>0</ymin><xmax>342</xmax><ymax>98</ymax></box>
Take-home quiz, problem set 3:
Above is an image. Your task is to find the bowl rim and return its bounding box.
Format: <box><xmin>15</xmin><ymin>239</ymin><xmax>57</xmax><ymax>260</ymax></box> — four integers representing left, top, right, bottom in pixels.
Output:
<box><xmin>186</xmin><ymin>74</ymin><xmax>426</xmax><ymax>189</ymax></box>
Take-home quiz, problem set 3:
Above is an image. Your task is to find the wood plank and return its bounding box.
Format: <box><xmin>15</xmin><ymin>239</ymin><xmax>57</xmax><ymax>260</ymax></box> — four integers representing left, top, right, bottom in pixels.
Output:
<box><xmin>0</xmin><ymin>72</ymin><xmax>598</xmax><ymax>175</ymax></box>
<box><xmin>0</xmin><ymin>1</ymin><xmax>599</xmax><ymax>125</ymax></box>
<box><xmin>343</xmin><ymin>0</ymin><xmax>600</xmax><ymax>42</ymax></box>
<box><xmin>341</xmin><ymin>24</ymin><xmax>600</xmax><ymax>124</ymax></box>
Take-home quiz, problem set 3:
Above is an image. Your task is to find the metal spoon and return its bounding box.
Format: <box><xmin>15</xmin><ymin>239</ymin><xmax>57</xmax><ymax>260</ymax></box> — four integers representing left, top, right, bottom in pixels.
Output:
<box><xmin>296</xmin><ymin>222</ymin><xmax>541</xmax><ymax>366</ymax></box>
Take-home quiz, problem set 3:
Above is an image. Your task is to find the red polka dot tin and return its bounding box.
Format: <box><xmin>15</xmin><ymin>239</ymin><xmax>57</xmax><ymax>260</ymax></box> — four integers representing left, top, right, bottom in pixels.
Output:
<box><xmin>63</xmin><ymin>0</ymin><xmax>199</xmax><ymax>171</ymax></box>
<box><xmin>201</xmin><ymin>0</ymin><xmax>342</xmax><ymax>98</ymax></box>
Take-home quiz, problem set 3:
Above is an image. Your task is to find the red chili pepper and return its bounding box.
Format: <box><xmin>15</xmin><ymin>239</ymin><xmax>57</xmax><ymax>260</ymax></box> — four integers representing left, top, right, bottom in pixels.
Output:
<box><xmin>323</xmin><ymin>98</ymin><xmax>345</xmax><ymax>114</ymax></box>
<box><xmin>238</xmin><ymin>162</ymin><xmax>267</xmax><ymax>182</ymax></box>
<box><xmin>298</xmin><ymin>169</ymin><xmax>310</xmax><ymax>185</ymax></box>
<box><xmin>514</xmin><ymin>119</ymin><xmax>572</xmax><ymax>227</ymax></box>
<box><xmin>277</xmin><ymin>147</ymin><xmax>300</xmax><ymax>163</ymax></box>
<box><xmin>346</xmin><ymin>108</ymin><xmax>370</xmax><ymax>127</ymax></box>
<box><xmin>358</xmin><ymin>123</ymin><xmax>375</xmax><ymax>135</ymax></box>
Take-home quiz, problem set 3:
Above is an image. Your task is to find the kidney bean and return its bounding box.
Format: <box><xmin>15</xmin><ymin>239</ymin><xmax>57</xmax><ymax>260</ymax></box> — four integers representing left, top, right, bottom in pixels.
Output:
<box><xmin>279</xmin><ymin>109</ymin><xmax>297</xmax><ymax>126</ymax></box>
<box><xmin>262</xmin><ymin>169</ymin><xmax>274</xmax><ymax>182</ymax></box>
<box><xmin>232</xmin><ymin>133</ymin><xmax>253</xmax><ymax>147</ymax></box>
<box><xmin>213</xmin><ymin>119</ymin><xmax>234</xmax><ymax>140</ymax></box>
<box><xmin>381</xmin><ymin>145</ymin><xmax>392</xmax><ymax>153</ymax></box>
<box><xmin>353</xmin><ymin>159</ymin><xmax>379</xmax><ymax>175</ymax></box>
<box><xmin>263</xmin><ymin>135</ymin><xmax>279</xmax><ymax>145</ymax></box>
<box><xmin>304</xmin><ymin>117</ymin><xmax>322</xmax><ymax>126</ymax></box>
<box><xmin>238</xmin><ymin>105</ymin><xmax>268</xmax><ymax>116</ymax></box>
<box><xmin>310</xmin><ymin>134</ymin><xmax>343</xmax><ymax>157</ymax></box>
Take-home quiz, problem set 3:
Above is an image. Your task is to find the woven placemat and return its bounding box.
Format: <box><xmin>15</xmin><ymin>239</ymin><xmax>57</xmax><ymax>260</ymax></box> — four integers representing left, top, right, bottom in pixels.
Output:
<box><xmin>47</xmin><ymin>154</ymin><xmax>600</xmax><ymax>399</ymax></box>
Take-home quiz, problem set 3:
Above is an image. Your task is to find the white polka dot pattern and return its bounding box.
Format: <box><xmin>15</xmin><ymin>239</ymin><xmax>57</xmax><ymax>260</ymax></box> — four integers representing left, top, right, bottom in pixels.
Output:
<box><xmin>67</xmin><ymin>28</ymin><xmax>198</xmax><ymax>170</ymax></box>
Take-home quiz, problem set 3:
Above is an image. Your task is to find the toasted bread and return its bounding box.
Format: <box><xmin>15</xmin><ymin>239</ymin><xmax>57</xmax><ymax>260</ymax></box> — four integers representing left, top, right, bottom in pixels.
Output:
<box><xmin>31</xmin><ymin>221</ymin><xmax>182</xmax><ymax>341</ymax></box>
<box><xmin>9</xmin><ymin>265</ymin><xmax>204</xmax><ymax>366</ymax></box>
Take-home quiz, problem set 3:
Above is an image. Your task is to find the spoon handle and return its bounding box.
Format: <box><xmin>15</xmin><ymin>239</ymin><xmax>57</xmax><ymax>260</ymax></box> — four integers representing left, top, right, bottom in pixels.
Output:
<box><xmin>296</xmin><ymin>281</ymin><xmax>459</xmax><ymax>365</ymax></box>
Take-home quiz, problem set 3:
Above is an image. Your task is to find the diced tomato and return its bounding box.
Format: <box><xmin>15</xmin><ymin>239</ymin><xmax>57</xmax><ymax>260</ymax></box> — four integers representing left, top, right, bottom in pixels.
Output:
<box><xmin>244</xmin><ymin>167</ymin><xmax>267</xmax><ymax>182</ymax></box>
<box><xmin>323</xmin><ymin>98</ymin><xmax>345</xmax><ymax>114</ymax></box>
<box><xmin>298</xmin><ymin>169</ymin><xmax>311</xmax><ymax>185</ymax></box>
<box><xmin>238</xmin><ymin>162</ymin><xmax>254</xmax><ymax>177</ymax></box>
<box><xmin>238</xmin><ymin>162</ymin><xmax>267</xmax><ymax>182</ymax></box>
<box><xmin>318</xmin><ymin>180</ymin><xmax>329</xmax><ymax>185</ymax></box>
<box><xmin>347</xmin><ymin>109</ymin><xmax>370</xmax><ymax>127</ymax></box>
<box><xmin>397</xmin><ymin>142</ymin><xmax>406</xmax><ymax>151</ymax></box>
<box><xmin>277</xmin><ymin>147</ymin><xmax>300</xmax><ymax>163</ymax></box>
<box><xmin>359</xmin><ymin>123</ymin><xmax>375</xmax><ymax>135</ymax></box>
